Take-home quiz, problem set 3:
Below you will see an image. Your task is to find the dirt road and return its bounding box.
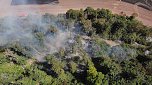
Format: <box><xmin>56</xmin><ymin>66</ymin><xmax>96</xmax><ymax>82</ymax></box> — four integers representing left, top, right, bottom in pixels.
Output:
<box><xmin>0</xmin><ymin>0</ymin><xmax>151</xmax><ymax>26</ymax></box>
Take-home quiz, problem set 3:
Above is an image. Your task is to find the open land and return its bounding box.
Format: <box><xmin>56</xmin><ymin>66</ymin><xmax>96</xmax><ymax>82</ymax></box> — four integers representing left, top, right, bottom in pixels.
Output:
<box><xmin>0</xmin><ymin>0</ymin><xmax>151</xmax><ymax>26</ymax></box>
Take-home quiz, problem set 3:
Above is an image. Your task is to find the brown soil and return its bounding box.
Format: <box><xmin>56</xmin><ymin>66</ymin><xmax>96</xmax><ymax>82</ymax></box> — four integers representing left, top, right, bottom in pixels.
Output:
<box><xmin>0</xmin><ymin>0</ymin><xmax>152</xmax><ymax>26</ymax></box>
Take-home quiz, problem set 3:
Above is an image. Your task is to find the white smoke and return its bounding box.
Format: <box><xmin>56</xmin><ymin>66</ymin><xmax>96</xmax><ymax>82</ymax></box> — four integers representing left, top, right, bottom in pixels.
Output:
<box><xmin>0</xmin><ymin>14</ymin><xmax>72</xmax><ymax>61</ymax></box>
<box><xmin>0</xmin><ymin>0</ymin><xmax>71</xmax><ymax>61</ymax></box>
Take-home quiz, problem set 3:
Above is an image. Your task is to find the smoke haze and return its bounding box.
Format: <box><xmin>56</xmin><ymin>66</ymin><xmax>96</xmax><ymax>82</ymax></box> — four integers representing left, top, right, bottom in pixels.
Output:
<box><xmin>0</xmin><ymin>14</ymin><xmax>72</xmax><ymax>61</ymax></box>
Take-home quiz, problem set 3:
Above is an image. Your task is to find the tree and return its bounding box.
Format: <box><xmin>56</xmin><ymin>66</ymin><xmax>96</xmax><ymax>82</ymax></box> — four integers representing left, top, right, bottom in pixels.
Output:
<box><xmin>86</xmin><ymin>62</ymin><xmax>104</xmax><ymax>85</ymax></box>
<box><xmin>97</xmin><ymin>8</ymin><xmax>112</xmax><ymax>19</ymax></box>
<box><xmin>80</xmin><ymin>19</ymin><xmax>94</xmax><ymax>36</ymax></box>
<box><xmin>46</xmin><ymin>55</ymin><xmax>65</xmax><ymax>76</ymax></box>
<box><xmin>59</xmin><ymin>48</ymin><xmax>65</xmax><ymax>57</ymax></box>
<box><xmin>122</xmin><ymin>33</ymin><xmax>138</xmax><ymax>44</ymax></box>
<box><xmin>0</xmin><ymin>52</ymin><xmax>9</xmax><ymax>64</ymax></box>
<box><xmin>93</xmin><ymin>38</ymin><xmax>110</xmax><ymax>57</ymax></box>
<box><xmin>0</xmin><ymin>63</ymin><xmax>24</xmax><ymax>84</ymax></box>
<box><xmin>66</xmin><ymin>9</ymin><xmax>80</xmax><ymax>19</ymax></box>
<box><xmin>92</xmin><ymin>18</ymin><xmax>106</xmax><ymax>34</ymax></box>
<box><xmin>92</xmin><ymin>19</ymin><xmax>111</xmax><ymax>38</ymax></box>
<box><xmin>84</xmin><ymin>7</ymin><xmax>97</xmax><ymax>20</ymax></box>
<box><xmin>68</xmin><ymin>61</ymin><xmax>78</xmax><ymax>73</ymax></box>
<box><xmin>92</xmin><ymin>57</ymin><xmax>122</xmax><ymax>76</ymax></box>
<box><xmin>16</xmin><ymin>77</ymin><xmax>37</xmax><ymax>85</ymax></box>
<box><xmin>110</xmin><ymin>20</ymin><xmax>126</xmax><ymax>40</ymax></box>
<box><xmin>120</xmin><ymin>60</ymin><xmax>146</xmax><ymax>84</ymax></box>
<box><xmin>47</xmin><ymin>25</ymin><xmax>58</xmax><ymax>34</ymax></box>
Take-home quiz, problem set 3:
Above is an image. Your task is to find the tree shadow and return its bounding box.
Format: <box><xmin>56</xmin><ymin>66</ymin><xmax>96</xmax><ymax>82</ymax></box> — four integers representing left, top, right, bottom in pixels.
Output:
<box><xmin>120</xmin><ymin>72</ymin><xmax>136</xmax><ymax>80</ymax></box>
<box><xmin>36</xmin><ymin>62</ymin><xmax>58</xmax><ymax>77</ymax></box>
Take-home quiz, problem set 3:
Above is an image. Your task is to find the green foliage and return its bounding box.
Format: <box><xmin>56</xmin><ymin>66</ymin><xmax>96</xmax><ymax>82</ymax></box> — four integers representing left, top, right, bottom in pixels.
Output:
<box><xmin>110</xmin><ymin>20</ymin><xmax>126</xmax><ymax>40</ymax></box>
<box><xmin>80</xmin><ymin>19</ymin><xmax>93</xmax><ymax>35</ymax></box>
<box><xmin>46</xmin><ymin>55</ymin><xmax>65</xmax><ymax>76</ymax></box>
<box><xmin>122</xmin><ymin>32</ymin><xmax>138</xmax><ymax>44</ymax></box>
<box><xmin>0</xmin><ymin>52</ymin><xmax>8</xmax><ymax>64</ymax></box>
<box><xmin>92</xmin><ymin>19</ymin><xmax>106</xmax><ymax>34</ymax></box>
<box><xmin>66</xmin><ymin>9</ymin><xmax>81</xmax><ymax>20</ymax></box>
<box><xmin>120</xmin><ymin>60</ymin><xmax>146</xmax><ymax>84</ymax></box>
<box><xmin>97</xmin><ymin>8</ymin><xmax>113</xmax><ymax>19</ymax></box>
<box><xmin>34</xmin><ymin>32</ymin><xmax>45</xmax><ymax>45</ymax></box>
<box><xmin>16</xmin><ymin>77</ymin><xmax>37</xmax><ymax>85</ymax></box>
<box><xmin>59</xmin><ymin>48</ymin><xmax>65</xmax><ymax>57</ymax></box>
<box><xmin>48</xmin><ymin>25</ymin><xmax>58</xmax><ymax>34</ymax></box>
<box><xmin>84</xmin><ymin>7</ymin><xmax>97</xmax><ymax>20</ymax></box>
<box><xmin>87</xmin><ymin>63</ymin><xmax>104</xmax><ymax>85</ymax></box>
<box><xmin>14</xmin><ymin>55</ymin><xmax>27</xmax><ymax>65</ymax></box>
<box><xmin>93</xmin><ymin>57</ymin><xmax>122</xmax><ymax>76</ymax></box>
<box><xmin>68</xmin><ymin>61</ymin><xmax>78</xmax><ymax>73</ymax></box>
<box><xmin>93</xmin><ymin>38</ymin><xmax>110</xmax><ymax>57</ymax></box>
<box><xmin>66</xmin><ymin>7</ymin><xmax>152</xmax><ymax>45</ymax></box>
<box><xmin>0</xmin><ymin>63</ymin><xmax>24</xmax><ymax>84</ymax></box>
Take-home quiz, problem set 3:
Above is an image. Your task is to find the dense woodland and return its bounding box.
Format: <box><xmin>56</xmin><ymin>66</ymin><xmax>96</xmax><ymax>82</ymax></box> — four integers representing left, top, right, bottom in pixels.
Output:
<box><xmin>0</xmin><ymin>7</ymin><xmax>152</xmax><ymax>85</ymax></box>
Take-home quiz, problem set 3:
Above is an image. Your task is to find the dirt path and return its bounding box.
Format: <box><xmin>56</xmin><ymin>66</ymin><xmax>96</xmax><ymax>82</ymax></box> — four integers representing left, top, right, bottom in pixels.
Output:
<box><xmin>0</xmin><ymin>0</ymin><xmax>151</xmax><ymax>26</ymax></box>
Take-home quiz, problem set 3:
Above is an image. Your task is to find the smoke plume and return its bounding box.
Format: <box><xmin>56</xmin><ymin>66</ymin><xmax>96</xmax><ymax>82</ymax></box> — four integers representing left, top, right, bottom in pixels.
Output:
<box><xmin>0</xmin><ymin>14</ymin><xmax>72</xmax><ymax>61</ymax></box>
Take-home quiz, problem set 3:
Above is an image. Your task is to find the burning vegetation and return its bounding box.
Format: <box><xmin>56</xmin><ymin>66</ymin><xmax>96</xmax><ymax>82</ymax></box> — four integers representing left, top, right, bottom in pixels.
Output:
<box><xmin>0</xmin><ymin>7</ymin><xmax>152</xmax><ymax>85</ymax></box>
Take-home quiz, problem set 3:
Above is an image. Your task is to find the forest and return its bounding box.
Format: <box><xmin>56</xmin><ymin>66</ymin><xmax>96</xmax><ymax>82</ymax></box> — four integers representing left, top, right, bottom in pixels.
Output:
<box><xmin>0</xmin><ymin>7</ymin><xmax>152</xmax><ymax>85</ymax></box>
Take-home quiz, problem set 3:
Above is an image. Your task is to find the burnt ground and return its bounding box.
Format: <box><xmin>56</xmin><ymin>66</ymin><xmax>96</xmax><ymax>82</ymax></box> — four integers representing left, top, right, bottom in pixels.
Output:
<box><xmin>11</xmin><ymin>0</ymin><xmax>59</xmax><ymax>5</ymax></box>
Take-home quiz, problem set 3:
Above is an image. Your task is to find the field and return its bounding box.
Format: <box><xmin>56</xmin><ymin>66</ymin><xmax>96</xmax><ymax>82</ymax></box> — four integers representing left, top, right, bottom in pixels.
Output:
<box><xmin>122</xmin><ymin>0</ymin><xmax>152</xmax><ymax>10</ymax></box>
<box><xmin>0</xmin><ymin>0</ymin><xmax>152</xmax><ymax>26</ymax></box>
<box><xmin>0</xmin><ymin>0</ymin><xmax>151</xmax><ymax>26</ymax></box>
